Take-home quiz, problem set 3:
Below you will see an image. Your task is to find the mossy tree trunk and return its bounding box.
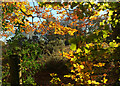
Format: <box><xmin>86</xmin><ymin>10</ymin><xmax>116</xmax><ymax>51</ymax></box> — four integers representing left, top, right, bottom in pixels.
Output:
<box><xmin>8</xmin><ymin>55</ymin><xmax>20</xmax><ymax>85</ymax></box>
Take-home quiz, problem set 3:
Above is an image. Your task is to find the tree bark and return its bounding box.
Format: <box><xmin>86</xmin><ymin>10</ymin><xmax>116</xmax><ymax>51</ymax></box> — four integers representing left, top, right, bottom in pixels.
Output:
<box><xmin>112</xmin><ymin>23</ymin><xmax>120</xmax><ymax>43</ymax></box>
<box><xmin>8</xmin><ymin>55</ymin><xmax>20</xmax><ymax>85</ymax></box>
<box><xmin>111</xmin><ymin>11</ymin><xmax>120</xmax><ymax>43</ymax></box>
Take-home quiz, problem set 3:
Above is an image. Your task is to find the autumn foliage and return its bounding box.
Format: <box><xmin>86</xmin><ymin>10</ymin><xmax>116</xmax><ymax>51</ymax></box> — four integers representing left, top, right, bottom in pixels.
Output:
<box><xmin>1</xmin><ymin>1</ymin><xmax>120</xmax><ymax>85</ymax></box>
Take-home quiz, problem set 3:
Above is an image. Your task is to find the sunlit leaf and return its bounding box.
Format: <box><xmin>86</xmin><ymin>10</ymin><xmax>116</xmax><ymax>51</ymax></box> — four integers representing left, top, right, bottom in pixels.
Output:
<box><xmin>70</xmin><ymin>43</ymin><xmax>76</xmax><ymax>51</ymax></box>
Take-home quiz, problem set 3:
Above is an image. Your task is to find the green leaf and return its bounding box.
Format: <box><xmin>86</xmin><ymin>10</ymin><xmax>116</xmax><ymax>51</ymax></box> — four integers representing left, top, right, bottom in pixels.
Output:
<box><xmin>18</xmin><ymin>53</ymin><xmax>22</xmax><ymax>57</ymax></box>
<box><xmin>76</xmin><ymin>48</ymin><xmax>82</xmax><ymax>53</ymax></box>
<box><xmin>71</xmin><ymin>56</ymin><xmax>77</xmax><ymax>62</ymax></box>
<box><xmin>39</xmin><ymin>56</ymin><xmax>42</xmax><ymax>58</ymax></box>
<box><xmin>100</xmin><ymin>22</ymin><xmax>103</xmax><ymax>25</ymax></box>
<box><xmin>94</xmin><ymin>38</ymin><xmax>98</xmax><ymax>42</ymax></box>
<box><xmin>109</xmin><ymin>41</ymin><xmax>118</xmax><ymax>47</ymax></box>
<box><xmin>117</xmin><ymin>36</ymin><xmax>120</xmax><ymax>39</ymax></box>
<box><xmin>85</xmin><ymin>48</ymin><xmax>90</xmax><ymax>54</ymax></box>
<box><xmin>103</xmin><ymin>34</ymin><xmax>108</xmax><ymax>38</ymax></box>
<box><xmin>15</xmin><ymin>47</ymin><xmax>20</xmax><ymax>50</ymax></box>
<box><xmin>102</xmin><ymin>30</ymin><xmax>108</xmax><ymax>38</ymax></box>
<box><xmin>70</xmin><ymin>43</ymin><xmax>76</xmax><ymax>51</ymax></box>
<box><xmin>35</xmin><ymin>50</ymin><xmax>38</xmax><ymax>55</ymax></box>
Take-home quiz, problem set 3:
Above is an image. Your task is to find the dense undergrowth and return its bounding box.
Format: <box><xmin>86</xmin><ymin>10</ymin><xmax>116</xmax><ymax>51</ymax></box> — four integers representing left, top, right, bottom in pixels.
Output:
<box><xmin>2</xmin><ymin>32</ymin><xmax>120</xmax><ymax>85</ymax></box>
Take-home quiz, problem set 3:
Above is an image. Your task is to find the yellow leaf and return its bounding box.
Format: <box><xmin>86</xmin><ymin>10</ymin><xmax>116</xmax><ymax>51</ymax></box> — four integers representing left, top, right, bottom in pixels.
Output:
<box><xmin>80</xmin><ymin>65</ymin><xmax>84</xmax><ymax>69</ymax></box>
<box><xmin>73</xmin><ymin>64</ymin><xmax>77</xmax><ymax>67</ymax></box>
<box><xmin>22</xmin><ymin>8</ymin><xmax>26</xmax><ymax>12</ymax></box>
<box><xmin>6</xmin><ymin>3</ymin><xmax>9</xmax><ymax>6</ymax></box>
<box><xmin>91</xmin><ymin>2</ymin><xmax>94</xmax><ymax>5</ymax></box>
<box><xmin>89</xmin><ymin>5</ymin><xmax>91</xmax><ymax>8</ymax></box>
<box><xmin>104</xmin><ymin>3</ymin><xmax>109</xmax><ymax>7</ymax></box>
<box><xmin>86</xmin><ymin>44</ymin><xmax>89</xmax><ymax>48</ymax></box>
<box><xmin>75</xmin><ymin>78</ymin><xmax>78</xmax><ymax>81</ymax></box>
<box><xmin>113</xmin><ymin>40</ymin><xmax>115</xmax><ymax>42</ymax></box>
<box><xmin>64</xmin><ymin>75</ymin><xmax>71</xmax><ymax>78</ymax></box>
<box><xmin>71</xmin><ymin>56</ymin><xmax>77</xmax><ymax>62</ymax></box>
<box><xmin>90</xmin><ymin>16</ymin><xmax>94</xmax><ymax>19</ymax></box>
<box><xmin>109</xmin><ymin>10</ymin><xmax>114</xmax><ymax>16</ymax></box>
<box><xmin>92</xmin><ymin>80</ymin><xmax>100</xmax><ymax>84</ymax></box>
<box><xmin>85</xmin><ymin>48</ymin><xmax>90</xmax><ymax>54</ymax></box>
<box><xmin>71</xmin><ymin>69</ymin><xmax>75</xmax><ymax>73</ymax></box>
<box><xmin>97</xmin><ymin>3</ymin><xmax>100</xmax><ymax>6</ymax></box>
<box><xmin>103</xmin><ymin>77</ymin><xmax>108</xmax><ymax>83</ymax></box>
<box><xmin>75</xmin><ymin>0</ymin><xmax>77</xmax><ymax>3</ymax></box>
<box><xmin>76</xmin><ymin>48</ymin><xmax>82</xmax><ymax>53</ymax></box>
<box><xmin>88</xmin><ymin>80</ymin><xmax>92</xmax><ymax>84</ymax></box>
<box><xmin>47</xmin><ymin>4</ymin><xmax>52</xmax><ymax>8</ymax></box>
<box><xmin>108</xmin><ymin>16</ymin><xmax>112</xmax><ymax>21</ymax></box>
<box><xmin>115</xmin><ymin>19</ymin><xmax>118</xmax><ymax>24</ymax></box>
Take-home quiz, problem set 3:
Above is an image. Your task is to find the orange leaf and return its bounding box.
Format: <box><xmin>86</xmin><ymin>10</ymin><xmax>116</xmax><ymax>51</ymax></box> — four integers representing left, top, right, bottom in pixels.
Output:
<box><xmin>60</xmin><ymin>53</ymin><xmax>62</xmax><ymax>56</ymax></box>
<box><xmin>21</xmin><ymin>29</ymin><xmax>24</xmax><ymax>32</ymax></box>
<box><xmin>11</xmin><ymin>30</ymin><xmax>15</xmax><ymax>33</ymax></box>
<box><xmin>45</xmin><ymin>9</ymin><xmax>50</xmax><ymax>12</ymax></box>
<box><xmin>32</xmin><ymin>9</ymin><xmax>35</xmax><ymax>12</ymax></box>
<box><xmin>36</xmin><ymin>30</ymin><xmax>41</xmax><ymax>33</ymax></box>
<box><xmin>103</xmin><ymin>73</ymin><xmax>107</xmax><ymax>77</ymax></box>
<box><xmin>32</xmin><ymin>29</ymin><xmax>36</xmax><ymax>31</ymax></box>
<box><xmin>4</xmin><ymin>34</ymin><xmax>7</xmax><ymax>37</ymax></box>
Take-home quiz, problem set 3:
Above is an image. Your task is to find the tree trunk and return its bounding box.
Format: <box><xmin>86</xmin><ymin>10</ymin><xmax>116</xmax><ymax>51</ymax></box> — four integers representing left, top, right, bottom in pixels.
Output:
<box><xmin>8</xmin><ymin>55</ymin><xmax>20</xmax><ymax>85</ymax></box>
<box><xmin>111</xmin><ymin>11</ymin><xmax>120</xmax><ymax>43</ymax></box>
<box><xmin>112</xmin><ymin>23</ymin><xmax>120</xmax><ymax>43</ymax></box>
